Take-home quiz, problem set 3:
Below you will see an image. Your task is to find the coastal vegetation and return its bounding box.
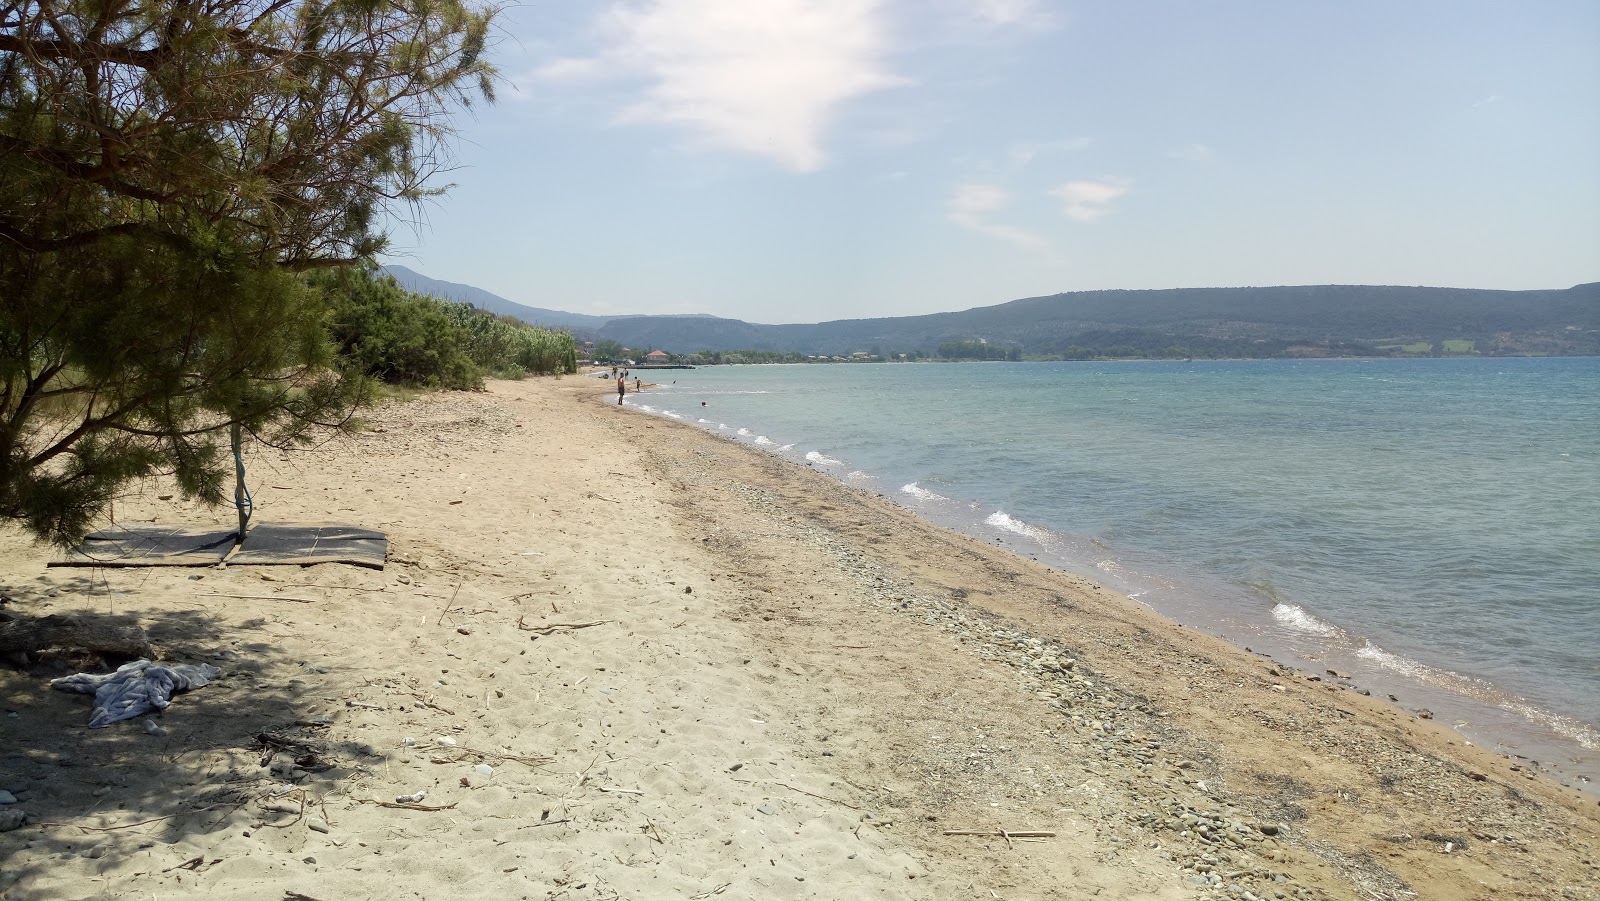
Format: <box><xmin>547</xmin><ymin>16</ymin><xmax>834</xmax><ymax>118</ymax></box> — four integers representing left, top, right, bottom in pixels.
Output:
<box><xmin>322</xmin><ymin>269</ymin><xmax>577</xmax><ymax>389</ymax></box>
<box><xmin>0</xmin><ymin>0</ymin><xmax>505</xmax><ymax>544</ymax></box>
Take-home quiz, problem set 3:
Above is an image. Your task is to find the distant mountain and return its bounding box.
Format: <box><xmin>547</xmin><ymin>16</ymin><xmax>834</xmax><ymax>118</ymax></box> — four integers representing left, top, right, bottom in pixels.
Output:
<box><xmin>380</xmin><ymin>264</ymin><xmax>611</xmax><ymax>331</ymax></box>
<box><xmin>381</xmin><ymin>265</ymin><xmax>1600</xmax><ymax>358</ymax></box>
<box><xmin>594</xmin><ymin>283</ymin><xmax>1600</xmax><ymax>358</ymax></box>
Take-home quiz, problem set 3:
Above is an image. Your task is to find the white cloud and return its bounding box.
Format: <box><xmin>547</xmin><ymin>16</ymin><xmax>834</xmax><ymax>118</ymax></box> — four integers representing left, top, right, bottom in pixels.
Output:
<box><xmin>947</xmin><ymin>183</ymin><xmax>1047</xmax><ymax>248</ymax></box>
<box><xmin>967</xmin><ymin>0</ymin><xmax>1056</xmax><ymax>30</ymax></box>
<box><xmin>543</xmin><ymin>0</ymin><xmax>904</xmax><ymax>172</ymax></box>
<box><xmin>1010</xmin><ymin>137</ymin><xmax>1091</xmax><ymax>166</ymax></box>
<box><xmin>949</xmin><ymin>182</ymin><xmax>1008</xmax><ymax>216</ymax></box>
<box><xmin>1167</xmin><ymin>143</ymin><xmax>1214</xmax><ymax>162</ymax></box>
<box><xmin>1050</xmin><ymin>177</ymin><xmax>1130</xmax><ymax>222</ymax></box>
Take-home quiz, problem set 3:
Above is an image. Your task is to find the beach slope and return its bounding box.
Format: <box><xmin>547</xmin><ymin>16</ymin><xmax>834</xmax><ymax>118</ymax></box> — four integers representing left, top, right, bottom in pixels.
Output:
<box><xmin>0</xmin><ymin>376</ymin><xmax>1595</xmax><ymax>900</ymax></box>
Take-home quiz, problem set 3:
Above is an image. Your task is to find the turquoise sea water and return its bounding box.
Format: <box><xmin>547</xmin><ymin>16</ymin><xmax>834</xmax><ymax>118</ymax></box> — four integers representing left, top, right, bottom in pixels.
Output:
<box><xmin>626</xmin><ymin>358</ymin><xmax>1600</xmax><ymax>782</ymax></box>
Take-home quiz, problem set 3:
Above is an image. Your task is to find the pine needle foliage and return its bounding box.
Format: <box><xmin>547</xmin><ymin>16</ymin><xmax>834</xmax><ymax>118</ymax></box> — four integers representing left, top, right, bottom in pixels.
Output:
<box><xmin>1</xmin><ymin>0</ymin><xmax>498</xmax><ymax>544</ymax></box>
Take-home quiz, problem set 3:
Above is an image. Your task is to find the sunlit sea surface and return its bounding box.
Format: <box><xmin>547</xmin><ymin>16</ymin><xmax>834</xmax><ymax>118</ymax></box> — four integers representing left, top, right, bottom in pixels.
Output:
<box><xmin>623</xmin><ymin>358</ymin><xmax>1600</xmax><ymax>785</ymax></box>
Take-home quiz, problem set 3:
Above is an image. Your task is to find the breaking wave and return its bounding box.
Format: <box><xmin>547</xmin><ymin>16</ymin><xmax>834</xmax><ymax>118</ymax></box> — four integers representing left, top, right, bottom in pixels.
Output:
<box><xmin>1272</xmin><ymin>603</ymin><xmax>1338</xmax><ymax>637</ymax></box>
<box><xmin>899</xmin><ymin>483</ymin><xmax>949</xmax><ymax>502</ymax></box>
<box><xmin>985</xmin><ymin>510</ymin><xmax>1045</xmax><ymax>540</ymax></box>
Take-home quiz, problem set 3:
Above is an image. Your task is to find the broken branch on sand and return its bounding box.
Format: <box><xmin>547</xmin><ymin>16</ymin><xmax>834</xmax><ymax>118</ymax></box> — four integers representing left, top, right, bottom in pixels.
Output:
<box><xmin>434</xmin><ymin>583</ymin><xmax>464</xmax><ymax>625</ymax></box>
<box><xmin>359</xmin><ymin>799</ymin><xmax>460</xmax><ymax>811</ymax></box>
<box><xmin>430</xmin><ymin>746</ymin><xmax>554</xmax><ymax>769</ymax></box>
<box><xmin>36</xmin><ymin>803</ymin><xmax>238</xmax><ymax>833</ymax></box>
<box><xmin>162</xmin><ymin>856</ymin><xmax>206</xmax><ymax>873</ymax></box>
<box><xmin>517</xmin><ymin>817</ymin><xmax>572</xmax><ymax>829</ymax></box>
<box><xmin>515</xmin><ymin>615</ymin><xmax>610</xmax><ymax>635</ymax></box>
<box><xmin>197</xmin><ymin>593</ymin><xmax>316</xmax><ymax>604</ymax></box>
<box><xmin>943</xmin><ymin>829</ymin><xmax>1056</xmax><ymax>848</ymax></box>
<box><xmin>409</xmin><ymin>693</ymin><xmax>455</xmax><ymax>715</ymax></box>
<box><xmin>732</xmin><ymin>778</ymin><xmax>859</xmax><ymax>810</ymax></box>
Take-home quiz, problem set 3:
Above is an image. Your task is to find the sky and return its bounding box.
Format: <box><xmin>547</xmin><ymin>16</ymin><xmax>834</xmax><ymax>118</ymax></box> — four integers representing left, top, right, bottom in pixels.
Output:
<box><xmin>379</xmin><ymin>0</ymin><xmax>1600</xmax><ymax>324</ymax></box>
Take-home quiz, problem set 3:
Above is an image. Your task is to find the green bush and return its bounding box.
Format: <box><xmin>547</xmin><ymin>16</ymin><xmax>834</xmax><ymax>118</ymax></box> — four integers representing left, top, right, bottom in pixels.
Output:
<box><xmin>316</xmin><ymin>268</ymin><xmax>577</xmax><ymax>388</ymax></box>
<box><xmin>318</xmin><ymin>269</ymin><xmax>482</xmax><ymax>389</ymax></box>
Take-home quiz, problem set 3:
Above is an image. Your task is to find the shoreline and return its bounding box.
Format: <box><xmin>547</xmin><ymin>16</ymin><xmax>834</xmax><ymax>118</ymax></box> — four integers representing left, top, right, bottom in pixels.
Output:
<box><xmin>619</xmin><ymin>362</ymin><xmax>1600</xmax><ymax>797</ymax></box>
<box><xmin>0</xmin><ymin>375</ymin><xmax>1595</xmax><ymax>900</ymax></box>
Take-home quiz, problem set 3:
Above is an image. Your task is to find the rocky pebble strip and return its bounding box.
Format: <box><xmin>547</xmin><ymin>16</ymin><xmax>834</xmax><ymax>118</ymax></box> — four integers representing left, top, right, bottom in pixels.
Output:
<box><xmin>720</xmin><ymin>480</ymin><xmax>1334</xmax><ymax>900</ymax></box>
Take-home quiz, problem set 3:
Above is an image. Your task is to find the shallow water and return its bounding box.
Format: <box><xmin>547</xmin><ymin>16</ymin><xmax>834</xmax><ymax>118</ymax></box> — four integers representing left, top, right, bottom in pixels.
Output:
<box><xmin>627</xmin><ymin>358</ymin><xmax>1600</xmax><ymax>784</ymax></box>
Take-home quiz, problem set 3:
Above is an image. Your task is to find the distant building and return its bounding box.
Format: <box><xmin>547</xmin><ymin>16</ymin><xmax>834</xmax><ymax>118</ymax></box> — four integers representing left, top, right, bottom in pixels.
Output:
<box><xmin>645</xmin><ymin>350</ymin><xmax>670</xmax><ymax>364</ymax></box>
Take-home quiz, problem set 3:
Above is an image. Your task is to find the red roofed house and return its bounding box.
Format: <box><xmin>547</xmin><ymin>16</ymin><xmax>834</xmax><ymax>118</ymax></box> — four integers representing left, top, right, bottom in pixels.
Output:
<box><xmin>645</xmin><ymin>350</ymin><xmax>670</xmax><ymax>364</ymax></box>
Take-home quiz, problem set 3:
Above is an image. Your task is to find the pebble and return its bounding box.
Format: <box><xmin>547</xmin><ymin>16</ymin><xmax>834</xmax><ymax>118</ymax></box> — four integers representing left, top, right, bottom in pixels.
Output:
<box><xmin>437</xmin><ymin>736</ymin><xmax>458</xmax><ymax>747</ymax></box>
<box><xmin>0</xmin><ymin>791</ymin><xmax>15</xmax><ymax>805</ymax></box>
<box><xmin>474</xmin><ymin>764</ymin><xmax>495</xmax><ymax>778</ymax></box>
<box><xmin>0</xmin><ymin>810</ymin><xmax>25</xmax><ymax>832</ymax></box>
<box><xmin>308</xmin><ymin>818</ymin><xmax>330</xmax><ymax>834</ymax></box>
<box><xmin>756</xmin><ymin>803</ymin><xmax>778</xmax><ymax>816</ymax></box>
<box><xmin>144</xmin><ymin>720</ymin><xmax>167</xmax><ymax>737</ymax></box>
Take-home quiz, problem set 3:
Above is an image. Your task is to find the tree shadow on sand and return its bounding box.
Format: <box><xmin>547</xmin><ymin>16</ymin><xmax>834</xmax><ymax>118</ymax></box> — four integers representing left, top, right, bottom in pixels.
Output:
<box><xmin>0</xmin><ymin>572</ymin><xmax>383</xmax><ymax>898</ymax></box>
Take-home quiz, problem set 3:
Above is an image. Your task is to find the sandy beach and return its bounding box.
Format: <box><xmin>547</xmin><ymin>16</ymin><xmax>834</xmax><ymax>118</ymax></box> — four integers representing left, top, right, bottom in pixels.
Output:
<box><xmin>1</xmin><ymin>374</ymin><xmax>1596</xmax><ymax>901</ymax></box>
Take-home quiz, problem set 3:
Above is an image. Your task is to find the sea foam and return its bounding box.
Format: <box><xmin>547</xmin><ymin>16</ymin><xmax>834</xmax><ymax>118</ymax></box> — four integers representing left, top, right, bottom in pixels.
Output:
<box><xmin>1271</xmin><ymin>603</ymin><xmax>1338</xmax><ymax>637</ymax></box>
<box><xmin>805</xmin><ymin>451</ymin><xmax>844</xmax><ymax>467</ymax></box>
<box><xmin>985</xmin><ymin>511</ymin><xmax>1045</xmax><ymax>540</ymax></box>
<box><xmin>899</xmin><ymin>483</ymin><xmax>949</xmax><ymax>502</ymax></box>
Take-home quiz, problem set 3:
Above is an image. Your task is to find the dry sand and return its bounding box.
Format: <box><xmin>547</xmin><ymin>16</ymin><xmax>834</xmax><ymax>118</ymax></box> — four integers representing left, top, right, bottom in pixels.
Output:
<box><xmin>0</xmin><ymin>374</ymin><xmax>1596</xmax><ymax>901</ymax></box>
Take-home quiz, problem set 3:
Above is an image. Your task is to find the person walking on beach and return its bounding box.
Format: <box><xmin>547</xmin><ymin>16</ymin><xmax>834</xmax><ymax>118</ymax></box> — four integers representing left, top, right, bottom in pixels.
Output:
<box><xmin>616</xmin><ymin>374</ymin><xmax>626</xmax><ymax>406</ymax></box>
<box><xmin>634</xmin><ymin>377</ymin><xmax>641</xmax><ymax>393</ymax></box>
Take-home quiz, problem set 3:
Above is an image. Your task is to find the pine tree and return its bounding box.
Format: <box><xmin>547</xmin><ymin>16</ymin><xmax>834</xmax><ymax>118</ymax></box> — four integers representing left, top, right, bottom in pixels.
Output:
<box><xmin>1</xmin><ymin>0</ymin><xmax>496</xmax><ymax>543</ymax></box>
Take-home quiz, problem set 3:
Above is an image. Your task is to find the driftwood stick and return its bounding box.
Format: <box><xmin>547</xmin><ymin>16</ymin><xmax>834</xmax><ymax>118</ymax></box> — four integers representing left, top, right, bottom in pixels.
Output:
<box><xmin>360</xmin><ymin>799</ymin><xmax>460</xmax><ymax>811</ymax></box>
<box><xmin>409</xmin><ymin>693</ymin><xmax>455</xmax><ymax>715</ymax></box>
<box><xmin>733</xmin><ymin>779</ymin><xmax>859</xmax><ymax>810</ymax></box>
<box><xmin>198</xmin><ymin>593</ymin><xmax>316</xmax><ymax>604</ymax></box>
<box><xmin>515</xmin><ymin>619</ymin><xmax>610</xmax><ymax>635</ymax></box>
<box><xmin>273</xmin><ymin>584</ymin><xmax>387</xmax><ymax>592</ymax></box>
<box><xmin>941</xmin><ymin>829</ymin><xmax>1056</xmax><ymax>838</ymax></box>
<box><xmin>435</xmin><ymin>583</ymin><xmax>464</xmax><ymax>625</ymax></box>
<box><xmin>161</xmin><ymin>856</ymin><xmax>205</xmax><ymax>873</ymax></box>
<box><xmin>36</xmin><ymin>803</ymin><xmax>238</xmax><ymax>833</ymax></box>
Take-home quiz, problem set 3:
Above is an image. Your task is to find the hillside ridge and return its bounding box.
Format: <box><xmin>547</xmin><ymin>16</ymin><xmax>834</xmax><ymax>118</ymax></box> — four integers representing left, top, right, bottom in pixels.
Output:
<box><xmin>383</xmin><ymin>266</ymin><xmax>1600</xmax><ymax>358</ymax></box>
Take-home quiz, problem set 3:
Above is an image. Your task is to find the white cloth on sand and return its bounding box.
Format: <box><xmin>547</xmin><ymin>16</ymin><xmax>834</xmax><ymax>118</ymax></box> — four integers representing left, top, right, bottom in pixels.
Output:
<box><xmin>51</xmin><ymin>659</ymin><xmax>222</xmax><ymax>728</ymax></box>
